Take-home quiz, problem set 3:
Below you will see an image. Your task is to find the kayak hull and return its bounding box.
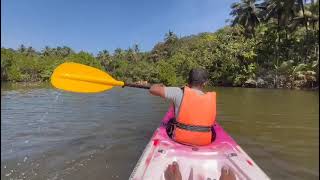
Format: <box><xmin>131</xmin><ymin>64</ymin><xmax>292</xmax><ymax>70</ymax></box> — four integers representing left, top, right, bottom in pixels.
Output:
<box><xmin>129</xmin><ymin>124</ymin><xmax>270</xmax><ymax>180</ymax></box>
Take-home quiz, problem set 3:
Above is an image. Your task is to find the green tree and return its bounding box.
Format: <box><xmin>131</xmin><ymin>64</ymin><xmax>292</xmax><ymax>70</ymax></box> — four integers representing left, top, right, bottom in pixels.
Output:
<box><xmin>97</xmin><ymin>50</ymin><xmax>111</xmax><ymax>70</ymax></box>
<box><xmin>230</xmin><ymin>0</ymin><xmax>264</xmax><ymax>37</ymax></box>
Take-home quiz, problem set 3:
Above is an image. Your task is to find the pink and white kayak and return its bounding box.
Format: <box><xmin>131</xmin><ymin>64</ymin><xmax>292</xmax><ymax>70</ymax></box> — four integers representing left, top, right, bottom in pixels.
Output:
<box><xmin>129</xmin><ymin>124</ymin><xmax>270</xmax><ymax>180</ymax></box>
<box><xmin>129</xmin><ymin>106</ymin><xmax>270</xmax><ymax>180</ymax></box>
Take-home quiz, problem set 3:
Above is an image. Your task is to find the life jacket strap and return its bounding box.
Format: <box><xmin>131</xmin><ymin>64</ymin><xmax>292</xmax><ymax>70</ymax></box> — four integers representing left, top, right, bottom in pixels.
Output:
<box><xmin>164</xmin><ymin>118</ymin><xmax>216</xmax><ymax>142</ymax></box>
<box><xmin>172</xmin><ymin>119</ymin><xmax>212</xmax><ymax>132</ymax></box>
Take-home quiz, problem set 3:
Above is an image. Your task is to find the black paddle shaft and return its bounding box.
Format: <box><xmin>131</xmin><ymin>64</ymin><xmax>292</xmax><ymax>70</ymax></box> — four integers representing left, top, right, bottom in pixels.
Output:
<box><xmin>124</xmin><ymin>82</ymin><xmax>151</xmax><ymax>89</ymax></box>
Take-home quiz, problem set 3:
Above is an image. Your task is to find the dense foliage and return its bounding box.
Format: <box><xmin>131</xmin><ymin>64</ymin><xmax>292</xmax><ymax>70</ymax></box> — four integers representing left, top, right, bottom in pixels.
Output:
<box><xmin>1</xmin><ymin>0</ymin><xmax>319</xmax><ymax>89</ymax></box>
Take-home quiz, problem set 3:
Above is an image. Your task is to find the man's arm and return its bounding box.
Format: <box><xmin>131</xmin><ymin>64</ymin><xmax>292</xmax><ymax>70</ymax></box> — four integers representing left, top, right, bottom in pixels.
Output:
<box><xmin>149</xmin><ymin>84</ymin><xmax>166</xmax><ymax>98</ymax></box>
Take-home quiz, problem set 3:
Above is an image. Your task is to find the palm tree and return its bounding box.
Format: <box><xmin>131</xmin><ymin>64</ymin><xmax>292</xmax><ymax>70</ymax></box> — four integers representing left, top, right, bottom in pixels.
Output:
<box><xmin>61</xmin><ymin>46</ymin><xmax>74</xmax><ymax>57</ymax></box>
<box><xmin>261</xmin><ymin>0</ymin><xmax>313</xmax><ymax>87</ymax></box>
<box><xmin>26</xmin><ymin>46</ymin><xmax>36</xmax><ymax>56</ymax></box>
<box><xmin>56</xmin><ymin>46</ymin><xmax>62</xmax><ymax>56</ymax></box>
<box><xmin>97</xmin><ymin>50</ymin><xmax>110</xmax><ymax>59</ymax></box>
<box><xmin>308</xmin><ymin>0</ymin><xmax>319</xmax><ymax>30</ymax></box>
<box><xmin>97</xmin><ymin>50</ymin><xmax>110</xmax><ymax>70</ymax></box>
<box><xmin>264</xmin><ymin>0</ymin><xmax>306</xmax><ymax>31</ymax></box>
<box><xmin>164</xmin><ymin>30</ymin><xmax>178</xmax><ymax>43</ymax></box>
<box><xmin>295</xmin><ymin>0</ymin><xmax>319</xmax><ymax>30</ymax></box>
<box><xmin>290</xmin><ymin>5</ymin><xmax>319</xmax><ymax>31</ymax></box>
<box><xmin>18</xmin><ymin>44</ymin><xmax>26</xmax><ymax>53</ymax></box>
<box><xmin>126</xmin><ymin>48</ymin><xmax>137</xmax><ymax>62</ymax></box>
<box><xmin>114</xmin><ymin>48</ymin><xmax>123</xmax><ymax>55</ymax></box>
<box><xmin>42</xmin><ymin>46</ymin><xmax>51</xmax><ymax>56</ymax></box>
<box><xmin>133</xmin><ymin>44</ymin><xmax>140</xmax><ymax>53</ymax></box>
<box><xmin>230</xmin><ymin>0</ymin><xmax>264</xmax><ymax>37</ymax></box>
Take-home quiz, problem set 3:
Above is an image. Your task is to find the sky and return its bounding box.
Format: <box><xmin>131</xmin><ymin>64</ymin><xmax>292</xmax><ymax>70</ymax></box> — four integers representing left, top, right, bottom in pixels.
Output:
<box><xmin>1</xmin><ymin>0</ymin><xmax>237</xmax><ymax>54</ymax></box>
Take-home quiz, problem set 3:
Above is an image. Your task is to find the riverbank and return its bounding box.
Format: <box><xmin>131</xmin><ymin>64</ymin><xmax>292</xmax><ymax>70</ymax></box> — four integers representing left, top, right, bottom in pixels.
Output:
<box><xmin>1</xmin><ymin>82</ymin><xmax>51</xmax><ymax>91</ymax></box>
<box><xmin>2</xmin><ymin>23</ymin><xmax>319</xmax><ymax>90</ymax></box>
<box><xmin>1</xmin><ymin>81</ymin><xmax>318</xmax><ymax>91</ymax></box>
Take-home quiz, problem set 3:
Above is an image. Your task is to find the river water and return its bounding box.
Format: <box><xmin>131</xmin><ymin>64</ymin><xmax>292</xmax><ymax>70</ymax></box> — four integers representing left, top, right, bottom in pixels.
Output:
<box><xmin>1</xmin><ymin>83</ymin><xmax>319</xmax><ymax>180</ymax></box>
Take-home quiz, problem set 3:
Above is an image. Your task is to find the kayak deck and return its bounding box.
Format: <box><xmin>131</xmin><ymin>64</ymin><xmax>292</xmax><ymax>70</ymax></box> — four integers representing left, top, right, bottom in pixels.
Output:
<box><xmin>129</xmin><ymin>123</ymin><xmax>270</xmax><ymax>180</ymax></box>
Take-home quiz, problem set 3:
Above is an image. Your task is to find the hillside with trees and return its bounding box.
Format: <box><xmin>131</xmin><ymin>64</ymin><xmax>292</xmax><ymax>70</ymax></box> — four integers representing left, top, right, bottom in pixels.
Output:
<box><xmin>1</xmin><ymin>0</ymin><xmax>319</xmax><ymax>89</ymax></box>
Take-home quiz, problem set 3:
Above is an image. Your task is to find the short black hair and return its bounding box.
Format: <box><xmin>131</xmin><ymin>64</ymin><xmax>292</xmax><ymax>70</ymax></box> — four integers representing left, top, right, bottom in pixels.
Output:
<box><xmin>188</xmin><ymin>68</ymin><xmax>208</xmax><ymax>86</ymax></box>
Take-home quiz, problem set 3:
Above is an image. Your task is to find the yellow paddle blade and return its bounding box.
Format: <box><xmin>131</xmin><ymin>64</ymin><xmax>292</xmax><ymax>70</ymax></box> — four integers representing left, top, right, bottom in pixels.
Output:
<box><xmin>51</xmin><ymin>62</ymin><xmax>125</xmax><ymax>93</ymax></box>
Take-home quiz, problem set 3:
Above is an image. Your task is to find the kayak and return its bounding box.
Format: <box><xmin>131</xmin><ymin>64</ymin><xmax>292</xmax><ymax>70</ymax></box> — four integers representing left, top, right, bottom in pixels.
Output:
<box><xmin>129</xmin><ymin>123</ymin><xmax>270</xmax><ymax>180</ymax></box>
<box><xmin>129</xmin><ymin>107</ymin><xmax>270</xmax><ymax>180</ymax></box>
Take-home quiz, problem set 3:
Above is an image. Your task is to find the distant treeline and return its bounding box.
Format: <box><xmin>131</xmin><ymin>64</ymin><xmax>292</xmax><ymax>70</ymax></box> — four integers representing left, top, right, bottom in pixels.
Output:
<box><xmin>1</xmin><ymin>0</ymin><xmax>319</xmax><ymax>89</ymax></box>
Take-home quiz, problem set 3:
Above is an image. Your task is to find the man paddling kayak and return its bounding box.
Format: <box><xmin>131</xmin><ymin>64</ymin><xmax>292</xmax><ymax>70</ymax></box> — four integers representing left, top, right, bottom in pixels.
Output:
<box><xmin>149</xmin><ymin>68</ymin><xmax>216</xmax><ymax>146</ymax></box>
<box><xmin>49</xmin><ymin>63</ymin><xmax>270</xmax><ymax>180</ymax></box>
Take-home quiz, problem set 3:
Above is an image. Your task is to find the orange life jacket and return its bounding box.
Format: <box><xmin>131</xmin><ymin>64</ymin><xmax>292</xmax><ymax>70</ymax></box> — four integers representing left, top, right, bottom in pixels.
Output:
<box><xmin>173</xmin><ymin>86</ymin><xmax>216</xmax><ymax>146</ymax></box>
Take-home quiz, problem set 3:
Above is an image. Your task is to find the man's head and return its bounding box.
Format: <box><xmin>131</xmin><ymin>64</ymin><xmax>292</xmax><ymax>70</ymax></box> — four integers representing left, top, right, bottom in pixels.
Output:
<box><xmin>188</xmin><ymin>68</ymin><xmax>208</xmax><ymax>88</ymax></box>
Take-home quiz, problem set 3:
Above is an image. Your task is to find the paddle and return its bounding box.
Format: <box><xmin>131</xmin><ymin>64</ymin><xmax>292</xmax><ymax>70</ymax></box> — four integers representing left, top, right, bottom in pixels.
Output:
<box><xmin>50</xmin><ymin>62</ymin><xmax>150</xmax><ymax>93</ymax></box>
